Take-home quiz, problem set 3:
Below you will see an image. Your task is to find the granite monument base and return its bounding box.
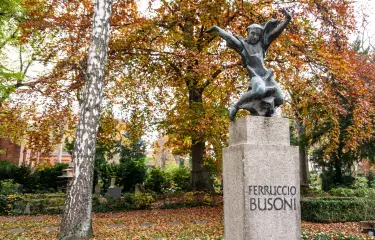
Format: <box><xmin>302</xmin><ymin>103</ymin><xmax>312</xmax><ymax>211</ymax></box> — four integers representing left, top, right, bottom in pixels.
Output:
<box><xmin>223</xmin><ymin>116</ymin><xmax>301</xmax><ymax>240</ymax></box>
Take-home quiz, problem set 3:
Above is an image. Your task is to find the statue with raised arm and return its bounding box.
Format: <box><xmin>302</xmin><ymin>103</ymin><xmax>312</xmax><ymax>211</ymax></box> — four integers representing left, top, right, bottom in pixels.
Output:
<box><xmin>207</xmin><ymin>9</ymin><xmax>292</xmax><ymax>121</ymax></box>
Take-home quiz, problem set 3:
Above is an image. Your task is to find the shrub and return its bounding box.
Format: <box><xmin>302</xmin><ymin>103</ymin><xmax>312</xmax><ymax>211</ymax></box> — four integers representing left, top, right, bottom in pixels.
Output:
<box><xmin>0</xmin><ymin>179</ymin><xmax>20</xmax><ymax>195</ymax></box>
<box><xmin>171</xmin><ymin>167</ymin><xmax>190</xmax><ymax>191</ymax></box>
<box><xmin>92</xmin><ymin>193</ymin><xmax>155</xmax><ymax>212</ymax></box>
<box><xmin>0</xmin><ymin>160</ymin><xmax>18</xmax><ymax>180</ymax></box>
<box><xmin>352</xmin><ymin>173</ymin><xmax>368</xmax><ymax>189</ymax></box>
<box><xmin>301</xmin><ymin>197</ymin><xmax>375</xmax><ymax>222</ymax></box>
<box><xmin>34</xmin><ymin>163</ymin><xmax>69</xmax><ymax>192</ymax></box>
<box><xmin>133</xmin><ymin>193</ymin><xmax>155</xmax><ymax>209</ymax></box>
<box><xmin>144</xmin><ymin>168</ymin><xmax>169</xmax><ymax>193</ymax></box>
<box><xmin>161</xmin><ymin>191</ymin><xmax>216</xmax><ymax>209</ymax></box>
<box><xmin>320</xmin><ymin>169</ymin><xmax>355</xmax><ymax>192</ymax></box>
<box><xmin>184</xmin><ymin>192</ymin><xmax>195</xmax><ymax>204</ymax></box>
<box><xmin>0</xmin><ymin>194</ymin><xmax>22</xmax><ymax>215</ymax></box>
<box><xmin>0</xmin><ymin>193</ymin><xmax>66</xmax><ymax>216</ymax></box>
<box><xmin>329</xmin><ymin>187</ymin><xmax>375</xmax><ymax>198</ymax></box>
<box><xmin>116</xmin><ymin>158</ymin><xmax>147</xmax><ymax>192</ymax></box>
<box><xmin>367</xmin><ymin>170</ymin><xmax>375</xmax><ymax>188</ymax></box>
<box><xmin>13</xmin><ymin>164</ymin><xmax>35</xmax><ymax>192</ymax></box>
<box><xmin>0</xmin><ymin>194</ymin><xmax>9</xmax><ymax>215</ymax></box>
<box><xmin>308</xmin><ymin>171</ymin><xmax>322</xmax><ymax>191</ymax></box>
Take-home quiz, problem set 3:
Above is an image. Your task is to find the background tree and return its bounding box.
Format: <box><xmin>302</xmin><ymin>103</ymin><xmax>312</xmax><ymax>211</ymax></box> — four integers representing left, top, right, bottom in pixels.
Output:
<box><xmin>109</xmin><ymin>0</ymin><xmax>266</xmax><ymax>191</ymax></box>
<box><xmin>276</xmin><ymin>1</ymin><xmax>375</xmax><ymax>187</ymax></box>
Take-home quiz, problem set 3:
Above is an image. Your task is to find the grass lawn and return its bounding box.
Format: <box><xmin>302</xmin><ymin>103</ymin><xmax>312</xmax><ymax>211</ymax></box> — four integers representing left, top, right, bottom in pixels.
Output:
<box><xmin>0</xmin><ymin>206</ymin><xmax>374</xmax><ymax>239</ymax></box>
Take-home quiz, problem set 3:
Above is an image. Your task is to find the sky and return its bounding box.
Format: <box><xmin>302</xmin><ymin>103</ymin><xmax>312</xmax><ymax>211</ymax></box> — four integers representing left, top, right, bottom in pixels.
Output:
<box><xmin>353</xmin><ymin>0</ymin><xmax>375</xmax><ymax>48</ymax></box>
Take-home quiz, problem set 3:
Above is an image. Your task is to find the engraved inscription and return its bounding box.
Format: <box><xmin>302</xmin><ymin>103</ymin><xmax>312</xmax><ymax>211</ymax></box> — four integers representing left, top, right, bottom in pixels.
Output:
<box><xmin>248</xmin><ymin>185</ymin><xmax>297</xmax><ymax>211</ymax></box>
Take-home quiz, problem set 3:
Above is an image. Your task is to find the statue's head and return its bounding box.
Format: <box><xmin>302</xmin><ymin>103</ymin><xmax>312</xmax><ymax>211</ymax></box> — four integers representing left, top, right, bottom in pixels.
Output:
<box><xmin>246</xmin><ymin>24</ymin><xmax>263</xmax><ymax>44</ymax></box>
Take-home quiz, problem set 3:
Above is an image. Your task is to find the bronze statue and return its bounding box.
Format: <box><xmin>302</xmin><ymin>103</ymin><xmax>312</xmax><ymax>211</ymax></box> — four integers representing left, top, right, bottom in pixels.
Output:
<box><xmin>207</xmin><ymin>9</ymin><xmax>292</xmax><ymax>120</ymax></box>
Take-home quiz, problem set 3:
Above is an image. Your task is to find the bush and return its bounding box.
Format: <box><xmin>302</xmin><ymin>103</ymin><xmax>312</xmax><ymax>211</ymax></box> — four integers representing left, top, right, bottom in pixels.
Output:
<box><xmin>320</xmin><ymin>170</ymin><xmax>354</xmax><ymax>191</ymax></box>
<box><xmin>329</xmin><ymin>187</ymin><xmax>375</xmax><ymax>198</ymax></box>
<box><xmin>133</xmin><ymin>193</ymin><xmax>155</xmax><ymax>209</ymax></box>
<box><xmin>0</xmin><ymin>194</ymin><xmax>22</xmax><ymax>215</ymax></box>
<box><xmin>116</xmin><ymin>159</ymin><xmax>147</xmax><ymax>192</ymax></box>
<box><xmin>308</xmin><ymin>171</ymin><xmax>322</xmax><ymax>191</ymax></box>
<box><xmin>170</xmin><ymin>167</ymin><xmax>190</xmax><ymax>191</ymax></box>
<box><xmin>92</xmin><ymin>193</ymin><xmax>155</xmax><ymax>212</ymax></box>
<box><xmin>92</xmin><ymin>196</ymin><xmax>128</xmax><ymax>213</ymax></box>
<box><xmin>0</xmin><ymin>193</ymin><xmax>66</xmax><ymax>216</ymax></box>
<box><xmin>0</xmin><ymin>179</ymin><xmax>20</xmax><ymax>195</ymax></box>
<box><xmin>144</xmin><ymin>168</ymin><xmax>169</xmax><ymax>193</ymax></box>
<box><xmin>352</xmin><ymin>173</ymin><xmax>368</xmax><ymax>189</ymax></box>
<box><xmin>301</xmin><ymin>197</ymin><xmax>375</xmax><ymax>222</ymax></box>
<box><xmin>0</xmin><ymin>161</ymin><xmax>68</xmax><ymax>193</ymax></box>
<box><xmin>13</xmin><ymin>164</ymin><xmax>35</xmax><ymax>192</ymax></box>
<box><xmin>367</xmin><ymin>170</ymin><xmax>375</xmax><ymax>188</ymax></box>
<box><xmin>34</xmin><ymin>163</ymin><xmax>69</xmax><ymax>192</ymax></box>
<box><xmin>0</xmin><ymin>160</ymin><xmax>18</xmax><ymax>180</ymax></box>
<box><xmin>0</xmin><ymin>194</ymin><xmax>9</xmax><ymax>215</ymax></box>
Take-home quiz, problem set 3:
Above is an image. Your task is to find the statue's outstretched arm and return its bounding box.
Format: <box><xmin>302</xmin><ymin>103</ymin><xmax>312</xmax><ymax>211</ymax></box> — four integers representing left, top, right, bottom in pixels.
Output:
<box><xmin>206</xmin><ymin>26</ymin><xmax>242</xmax><ymax>52</ymax></box>
<box><xmin>266</xmin><ymin>9</ymin><xmax>292</xmax><ymax>46</ymax></box>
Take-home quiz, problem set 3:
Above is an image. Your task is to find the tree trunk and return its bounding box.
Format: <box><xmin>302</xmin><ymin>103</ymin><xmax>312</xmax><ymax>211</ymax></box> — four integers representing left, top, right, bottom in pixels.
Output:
<box><xmin>295</xmin><ymin>117</ymin><xmax>309</xmax><ymax>186</ymax></box>
<box><xmin>58</xmin><ymin>1</ymin><xmax>112</xmax><ymax>239</ymax></box>
<box><xmin>188</xmin><ymin>85</ymin><xmax>214</xmax><ymax>192</ymax></box>
<box><xmin>334</xmin><ymin>155</ymin><xmax>343</xmax><ymax>184</ymax></box>
<box><xmin>190</xmin><ymin>139</ymin><xmax>214</xmax><ymax>191</ymax></box>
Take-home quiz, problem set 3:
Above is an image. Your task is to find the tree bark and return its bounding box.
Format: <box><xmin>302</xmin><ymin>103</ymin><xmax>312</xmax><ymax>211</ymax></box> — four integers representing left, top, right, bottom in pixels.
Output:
<box><xmin>190</xmin><ymin>138</ymin><xmax>214</xmax><ymax>191</ymax></box>
<box><xmin>334</xmin><ymin>157</ymin><xmax>342</xmax><ymax>184</ymax></box>
<box><xmin>295</xmin><ymin>116</ymin><xmax>309</xmax><ymax>186</ymax></box>
<box><xmin>188</xmin><ymin>85</ymin><xmax>214</xmax><ymax>192</ymax></box>
<box><xmin>58</xmin><ymin>0</ymin><xmax>112</xmax><ymax>239</ymax></box>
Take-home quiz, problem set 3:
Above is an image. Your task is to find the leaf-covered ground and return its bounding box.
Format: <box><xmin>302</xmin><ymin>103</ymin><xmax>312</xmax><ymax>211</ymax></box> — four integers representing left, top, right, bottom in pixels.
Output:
<box><xmin>0</xmin><ymin>206</ymin><xmax>374</xmax><ymax>239</ymax></box>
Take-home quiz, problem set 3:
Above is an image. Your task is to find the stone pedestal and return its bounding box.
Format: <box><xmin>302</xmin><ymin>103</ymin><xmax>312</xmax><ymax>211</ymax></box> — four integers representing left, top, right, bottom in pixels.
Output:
<box><xmin>223</xmin><ymin>116</ymin><xmax>300</xmax><ymax>240</ymax></box>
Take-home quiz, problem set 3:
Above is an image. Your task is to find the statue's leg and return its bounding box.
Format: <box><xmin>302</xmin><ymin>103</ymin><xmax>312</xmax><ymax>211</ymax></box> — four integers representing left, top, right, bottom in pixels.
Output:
<box><xmin>229</xmin><ymin>76</ymin><xmax>265</xmax><ymax>121</ymax></box>
<box><xmin>268</xmin><ymin>79</ymin><xmax>284</xmax><ymax>107</ymax></box>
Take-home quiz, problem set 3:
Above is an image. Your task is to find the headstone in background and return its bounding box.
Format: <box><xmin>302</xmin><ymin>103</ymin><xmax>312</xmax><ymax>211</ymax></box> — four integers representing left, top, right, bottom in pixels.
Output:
<box><xmin>107</xmin><ymin>187</ymin><xmax>122</xmax><ymax>199</ymax></box>
<box><xmin>107</xmin><ymin>177</ymin><xmax>121</xmax><ymax>198</ymax></box>
<box><xmin>135</xmin><ymin>183</ymin><xmax>141</xmax><ymax>194</ymax></box>
<box><xmin>94</xmin><ymin>183</ymin><xmax>101</xmax><ymax>195</ymax></box>
<box><xmin>109</xmin><ymin>177</ymin><xmax>116</xmax><ymax>188</ymax></box>
<box><xmin>24</xmin><ymin>202</ymin><xmax>31</xmax><ymax>214</ymax></box>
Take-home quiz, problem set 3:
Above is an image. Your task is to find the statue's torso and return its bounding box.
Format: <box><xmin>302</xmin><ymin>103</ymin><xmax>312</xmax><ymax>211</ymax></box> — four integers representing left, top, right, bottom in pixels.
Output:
<box><xmin>238</xmin><ymin>39</ymin><xmax>268</xmax><ymax>77</ymax></box>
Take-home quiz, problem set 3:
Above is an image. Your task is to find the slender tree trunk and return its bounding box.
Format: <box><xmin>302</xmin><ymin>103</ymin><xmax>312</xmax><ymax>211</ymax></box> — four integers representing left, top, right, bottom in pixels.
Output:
<box><xmin>188</xmin><ymin>85</ymin><xmax>214</xmax><ymax>192</ymax></box>
<box><xmin>295</xmin><ymin>116</ymin><xmax>309</xmax><ymax>186</ymax></box>
<box><xmin>58</xmin><ymin>1</ymin><xmax>112</xmax><ymax>239</ymax></box>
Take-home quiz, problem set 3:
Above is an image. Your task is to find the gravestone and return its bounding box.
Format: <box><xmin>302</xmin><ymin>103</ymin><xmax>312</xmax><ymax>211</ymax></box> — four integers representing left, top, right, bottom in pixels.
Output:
<box><xmin>195</xmin><ymin>220</ymin><xmax>207</xmax><ymax>225</ymax></box>
<box><xmin>108</xmin><ymin>224</ymin><xmax>125</xmax><ymax>228</ymax></box>
<box><xmin>8</xmin><ymin>228</ymin><xmax>25</xmax><ymax>233</ymax></box>
<box><xmin>107</xmin><ymin>187</ymin><xmax>122</xmax><ymax>199</ymax></box>
<box><xmin>42</xmin><ymin>227</ymin><xmax>58</xmax><ymax>231</ymax></box>
<box><xmin>168</xmin><ymin>221</ymin><xmax>181</xmax><ymax>225</ymax></box>
<box><xmin>135</xmin><ymin>183</ymin><xmax>141</xmax><ymax>194</ymax></box>
<box><xmin>24</xmin><ymin>202</ymin><xmax>31</xmax><ymax>214</ymax></box>
<box><xmin>107</xmin><ymin>177</ymin><xmax>122</xmax><ymax>199</ymax></box>
<box><xmin>140</xmin><ymin>222</ymin><xmax>154</xmax><ymax>227</ymax></box>
<box><xmin>94</xmin><ymin>183</ymin><xmax>101</xmax><ymax>195</ymax></box>
<box><xmin>109</xmin><ymin>177</ymin><xmax>116</xmax><ymax>187</ymax></box>
<box><xmin>223</xmin><ymin>116</ymin><xmax>300</xmax><ymax>240</ymax></box>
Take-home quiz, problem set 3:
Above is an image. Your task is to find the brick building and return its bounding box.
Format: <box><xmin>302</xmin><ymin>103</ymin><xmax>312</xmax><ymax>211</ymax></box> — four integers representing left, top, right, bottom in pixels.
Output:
<box><xmin>0</xmin><ymin>138</ymin><xmax>21</xmax><ymax>165</ymax></box>
<box><xmin>0</xmin><ymin>138</ymin><xmax>71</xmax><ymax>166</ymax></box>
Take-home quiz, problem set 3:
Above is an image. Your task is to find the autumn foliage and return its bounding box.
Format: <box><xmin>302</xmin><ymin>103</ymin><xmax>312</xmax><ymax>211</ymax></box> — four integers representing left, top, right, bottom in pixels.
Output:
<box><xmin>0</xmin><ymin>0</ymin><xmax>374</xmax><ymax>188</ymax></box>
